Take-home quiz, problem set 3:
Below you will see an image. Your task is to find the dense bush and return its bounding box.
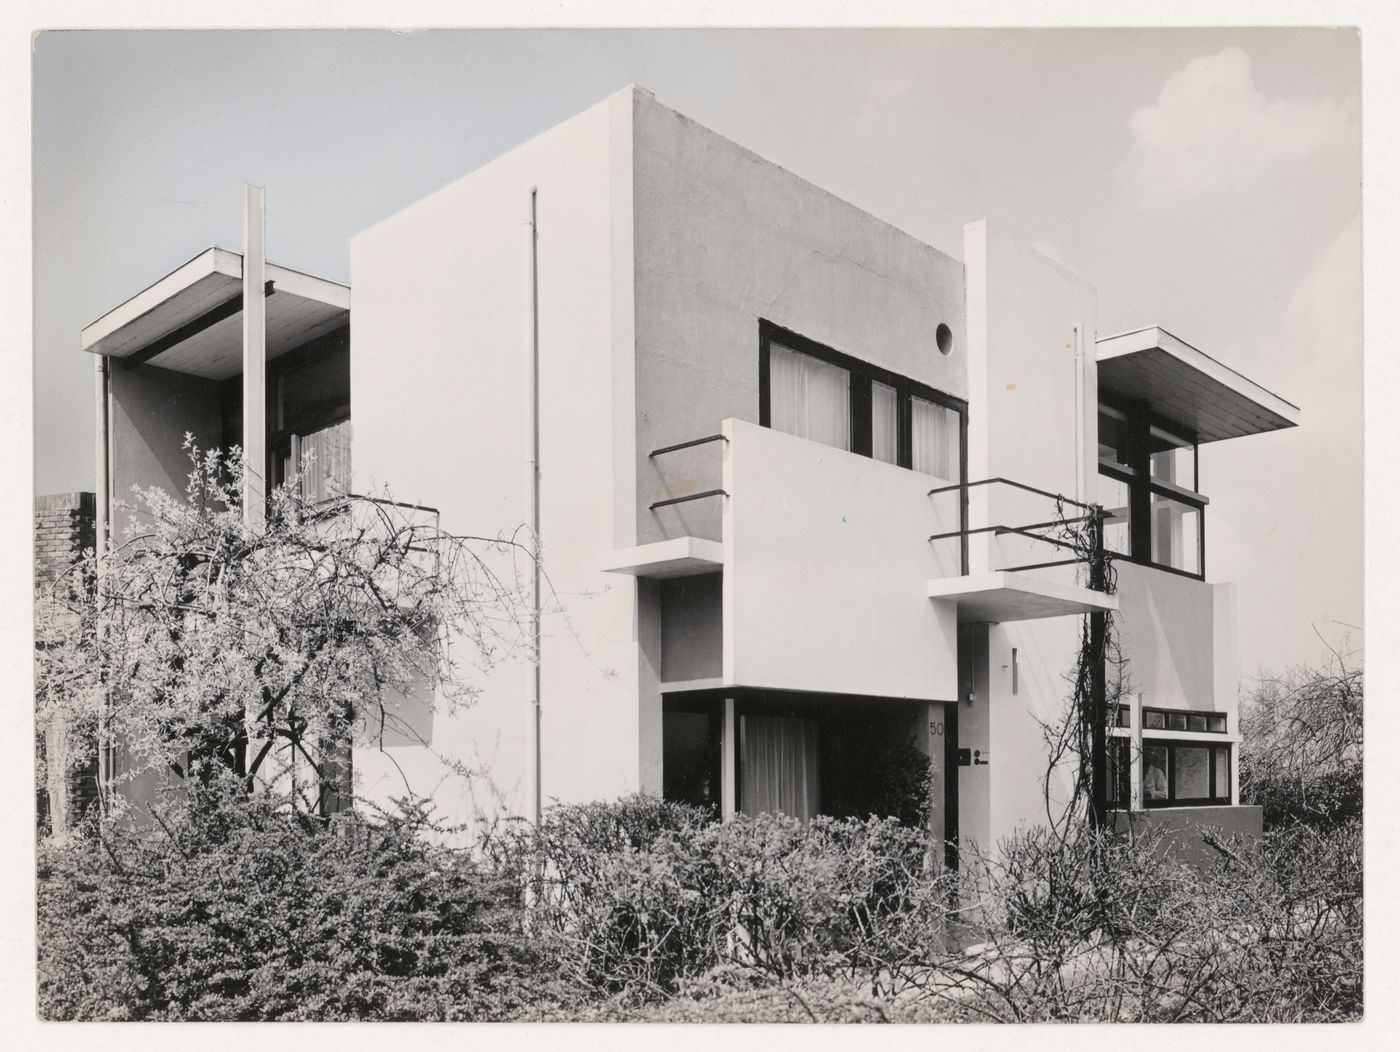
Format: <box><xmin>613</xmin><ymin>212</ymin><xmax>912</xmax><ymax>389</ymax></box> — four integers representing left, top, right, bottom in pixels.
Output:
<box><xmin>37</xmin><ymin>788</ymin><xmax>552</xmax><ymax>1021</ymax></box>
<box><xmin>1239</xmin><ymin>656</ymin><xmax>1362</xmax><ymax>828</ymax></box>
<box><xmin>486</xmin><ymin>795</ymin><xmax>953</xmax><ymax>1002</ymax></box>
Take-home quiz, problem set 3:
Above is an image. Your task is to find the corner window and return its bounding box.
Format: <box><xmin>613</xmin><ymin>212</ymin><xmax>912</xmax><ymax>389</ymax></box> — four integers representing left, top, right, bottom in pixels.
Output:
<box><xmin>1142</xmin><ymin>739</ymin><xmax>1231</xmax><ymax>807</ymax></box>
<box><xmin>1097</xmin><ymin>396</ymin><xmax>1205</xmax><ymax>579</ymax></box>
<box><xmin>269</xmin><ymin>333</ymin><xmax>351</xmax><ymax>504</ymax></box>
<box><xmin>760</xmin><ymin>321</ymin><xmax>965</xmax><ymax>483</ymax></box>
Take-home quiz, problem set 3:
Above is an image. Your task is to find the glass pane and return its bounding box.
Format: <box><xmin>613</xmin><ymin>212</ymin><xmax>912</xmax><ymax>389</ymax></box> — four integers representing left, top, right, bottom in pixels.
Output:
<box><xmin>1150</xmin><ymin>491</ymin><xmax>1202</xmax><ymax>575</ymax></box>
<box><xmin>871</xmin><ymin>381</ymin><xmax>898</xmax><ymax>464</ymax></box>
<box><xmin>770</xmin><ymin>342</ymin><xmax>851</xmax><ymax>451</ymax></box>
<box><xmin>1144</xmin><ymin>710</ymin><xmax>1165</xmax><ymax>730</ymax></box>
<box><xmin>299</xmin><ymin>420</ymin><xmax>352</xmax><ymax>504</ymax></box>
<box><xmin>663</xmin><ymin>710</ymin><xmax>721</xmax><ymax>813</ymax></box>
<box><xmin>1175</xmin><ymin>746</ymin><xmax>1211</xmax><ymax>799</ymax></box>
<box><xmin>1098</xmin><ymin>404</ymin><xmax>1132</xmax><ymax>470</ymax></box>
<box><xmin>911</xmin><ymin>396</ymin><xmax>960</xmax><ymax>481</ymax></box>
<box><xmin>1188</xmin><ymin>714</ymin><xmax>1207</xmax><ymax>732</ymax></box>
<box><xmin>1207</xmin><ymin>714</ymin><xmax>1227</xmax><ymax>733</ymax></box>
<box><xmin>1149</xmin><ymin>424</ymin><xmax>1196</xmax><ymax>491</ymax></box>
<box><xmin>1116</xmin><ymin>705</ymin><xmax>1131</xmax><ymax>728</ymax></box>
<box><xmin>1213</xmin><ymin>747</ymin><xmax>1231</xmax><ymax>800</ymax></box>
<box><xmin>1168</xmin><ymin>712</ymin><xmax>1187</xmax><ymax>731</ymax></box>
<box><xmin>1098</xmin><ymin>471</ymin><xmax>1132</xmax><ymax>555</ymax></box>
<box><xmin>740</xmin><ymin>715</ymin><xmax>821</xmax><ymax>822</ymax></box>
<box><xmin>279</xmin><ymin>349</ymin><xmax>350</xmax><ymax>432</ymax></box>
<box><xmin>1143</xmin><ymin>744</ymin><xmax>1169</xmax><ymax>802</ymax></box>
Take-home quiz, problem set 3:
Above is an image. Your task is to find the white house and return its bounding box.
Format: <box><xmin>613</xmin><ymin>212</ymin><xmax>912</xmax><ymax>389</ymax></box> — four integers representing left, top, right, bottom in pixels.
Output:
<box><xmin>81</xmin><ymin>87</ymin><xmax>1298</xmax><ymax>856</ymax></box>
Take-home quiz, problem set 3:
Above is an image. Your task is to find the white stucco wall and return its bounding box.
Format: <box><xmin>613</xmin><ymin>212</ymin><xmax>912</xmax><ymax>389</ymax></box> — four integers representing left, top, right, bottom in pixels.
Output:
<box><xmin>635</xmin><ymin>92</ymin><xmax>968</xmax><ymax>547</ymax></box>
<box><xmin>721</xmin><ymin>418</ymin><xmax>959</xmax><ymax>700</ymax></box>
<box><xmin>349</xmin><ymin>88</ymin><xmax>649</xmax><ymax>825</ymax></box>
<box><xmin>963</xmin><ymin>220</ymin><xmax>1102</xmax><ymax>845</ymax></box>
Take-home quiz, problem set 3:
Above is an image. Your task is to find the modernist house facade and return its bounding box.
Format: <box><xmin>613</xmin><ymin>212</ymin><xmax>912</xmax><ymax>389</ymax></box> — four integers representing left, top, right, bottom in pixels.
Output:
<box><xmin>80</xmin><ymin>87</ymin><xmax>1298</xmax><ymax>854</ymax></box>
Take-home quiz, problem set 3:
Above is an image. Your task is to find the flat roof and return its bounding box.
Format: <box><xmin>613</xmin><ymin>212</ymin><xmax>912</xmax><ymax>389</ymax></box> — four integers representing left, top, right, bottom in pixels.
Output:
<box><xmin>1095</xmin><ymin>326</ymin><xmax>1299</xmax><ymax>443</ymax></box>
<box><xmin>81</xmin><ymin>247</ymin><xmax>349</xmax><ymax>381</ymax></box>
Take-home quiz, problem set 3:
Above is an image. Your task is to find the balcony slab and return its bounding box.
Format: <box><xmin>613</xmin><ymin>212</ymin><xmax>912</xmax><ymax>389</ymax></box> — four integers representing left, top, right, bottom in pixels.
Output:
<box><xmin>603</xmin><ymin>536</ymin><xmax>724</xmax><ymax>579</ymax></box>
<box><xmin>927</xmin><ymin>570</ymin><xmax>1118</xmax><ymax>623</ymax></box>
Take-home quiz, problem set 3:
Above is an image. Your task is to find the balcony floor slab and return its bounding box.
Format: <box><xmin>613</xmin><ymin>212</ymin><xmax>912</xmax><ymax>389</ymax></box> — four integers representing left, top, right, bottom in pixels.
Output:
<box><xmin>927</xmin><ymin>570</ymin><xmax>1118</xmax><ymax>623</ymax></box>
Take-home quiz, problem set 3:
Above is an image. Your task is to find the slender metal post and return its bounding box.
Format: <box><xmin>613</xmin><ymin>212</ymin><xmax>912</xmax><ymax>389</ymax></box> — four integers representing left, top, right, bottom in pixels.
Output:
<box><xmin>524</xmin><ymin>187</ymin><xmax>542</xmax><ymax>827</ymax></box>
<box><xmin>1087</xmin><ymin>510</ymin><xmax>1108</xmax><ymax>829</ymax></box>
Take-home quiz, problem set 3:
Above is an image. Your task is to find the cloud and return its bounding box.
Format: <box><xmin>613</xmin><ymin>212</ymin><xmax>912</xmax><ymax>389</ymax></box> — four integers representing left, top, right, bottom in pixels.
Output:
<box><xmin>1123</xmin><ymin>47</ymin><xmax>1348</xmax><ymax>201</ymax></box>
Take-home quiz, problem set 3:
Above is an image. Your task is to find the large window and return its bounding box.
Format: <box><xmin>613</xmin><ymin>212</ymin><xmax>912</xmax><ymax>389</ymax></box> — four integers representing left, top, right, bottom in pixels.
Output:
<box><xmin>1098</xmin><ymin>397</ymin><xmax>1206</xmax><ymax>578</ymax></box>
<box><xmin>269</xmin><ymin>332</ymin><xmax>351</xmax><ymax>504</ymax></box>
<box><xmin>1141</xmin><ymin>739</ymin><xmax>1231</xmax><ymax>807</ymax></box>
<box><xmin>760</xmin><ymin>321</ymin><xmax>966</xmax><ymax>484</ymax></box>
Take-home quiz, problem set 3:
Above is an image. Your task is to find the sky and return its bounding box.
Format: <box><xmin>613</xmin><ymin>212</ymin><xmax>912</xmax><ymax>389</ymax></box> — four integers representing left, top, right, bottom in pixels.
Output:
<box><xmin>29</xmin><ymin>27</ymin><xmax>1362</xmax><ymax>679</ymax></box>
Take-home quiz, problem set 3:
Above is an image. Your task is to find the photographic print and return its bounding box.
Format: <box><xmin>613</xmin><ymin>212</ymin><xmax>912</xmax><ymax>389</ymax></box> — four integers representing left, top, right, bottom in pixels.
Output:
<box><xmin>28</xmin><ymin>23</ymin><xmax>1364</xmax><ymax>1026</ymax></box>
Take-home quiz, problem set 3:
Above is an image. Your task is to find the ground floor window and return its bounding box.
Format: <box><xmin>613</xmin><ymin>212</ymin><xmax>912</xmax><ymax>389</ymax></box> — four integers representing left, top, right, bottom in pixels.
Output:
<box><xmin>1141</xmin><ymin>739</ymin><xmax>1231</xmax><ymax>807</ymax></box>
<box><xmin>662</xmin><ymin>703</ymin><xmax>722</xmax><ymax>815</ymax></box>
<box><xmin>739</xmin><ymin>715</ymin><xmax>820</xmax><ymax>822</ymax></box>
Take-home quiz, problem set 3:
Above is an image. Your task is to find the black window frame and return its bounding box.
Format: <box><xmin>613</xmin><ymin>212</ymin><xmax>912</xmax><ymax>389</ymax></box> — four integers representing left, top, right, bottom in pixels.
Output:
<box><xmin>1140</xmin><ymin>706</ymin><xmax>1227</xmax><ymax>734</ymax></box>
<box><xmin>1140</xmin><ymin>739</ymin><xmax>1232</xmax><ymax>808</ymax></box>
<box><xmin>759</xmin><ymin>320</ymin><xmax>968</xmax><ymax>479</ymax></box>
<box><xmin>1097</xmin><ymin>392</ymin><xmax>1207</xmax><ymax>580</ymax></box>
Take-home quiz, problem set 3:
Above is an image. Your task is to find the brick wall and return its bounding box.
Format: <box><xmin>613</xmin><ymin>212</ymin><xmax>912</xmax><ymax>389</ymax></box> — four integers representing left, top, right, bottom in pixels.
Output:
<box><xmin>34</xmin><ymin>491</ymin><xmax>96</xmax><ymax>591</ymax></box>
<box><xmin>35</xmin><ymin>492</ymin><xmax>99</xmax><ymax>837</ymax></box>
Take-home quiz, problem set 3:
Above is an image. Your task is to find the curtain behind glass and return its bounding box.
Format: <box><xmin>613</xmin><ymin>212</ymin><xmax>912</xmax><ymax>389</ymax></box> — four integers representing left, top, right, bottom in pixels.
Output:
<box><xmin>871</xmin><ymin>380</ymin><xmax>898</xmax><ymax>464</ymax></box>
<box><xmin>739</xmin><ymin>715</ymin><xmax>820</xmax><ymax>822</ymax></box>
<box><xmin>300</xmin><ymin>419</ymin><xmax>352</xmax><ymax>504</ymax></box>
<box><xmin>911</xmin><ymin>396</ymin><xmax>959</xmax><ymax>481</ymax></box>
<box><xmin>770</xmin><ymin>342</ymin><xmax>850</xmax><ymax>451</ymax></box>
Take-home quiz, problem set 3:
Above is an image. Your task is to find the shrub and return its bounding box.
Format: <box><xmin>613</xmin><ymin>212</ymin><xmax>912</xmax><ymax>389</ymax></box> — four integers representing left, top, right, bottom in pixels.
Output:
<box><xmin>486</xmin><ymin>794</ymin><xmax>953</xmax><ymax>1003</ymax></box>
<box><xmin>37</xmin><ymin>787</ymin><xmax>551</xmax><ymax>1021</ymax></box>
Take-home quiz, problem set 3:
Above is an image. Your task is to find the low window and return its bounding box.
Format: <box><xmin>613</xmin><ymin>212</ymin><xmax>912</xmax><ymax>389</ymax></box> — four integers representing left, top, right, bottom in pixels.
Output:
<box><xmin>1141</xmin><ymin>707</ymin><xmax>1227</xmax><ymax>734</ymax></box>
<box><xmin>1142</xmin><ymin>739</ymin><xmax>1231</xmax><ymax>807</ymax></box>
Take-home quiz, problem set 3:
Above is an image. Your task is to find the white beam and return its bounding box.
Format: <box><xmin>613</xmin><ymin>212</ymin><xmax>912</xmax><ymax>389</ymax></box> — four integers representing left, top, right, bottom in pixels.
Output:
<box><xmin>242</xmin><ymin>184</ymin><xmax>266</xmax><ymax>528</ymax></box>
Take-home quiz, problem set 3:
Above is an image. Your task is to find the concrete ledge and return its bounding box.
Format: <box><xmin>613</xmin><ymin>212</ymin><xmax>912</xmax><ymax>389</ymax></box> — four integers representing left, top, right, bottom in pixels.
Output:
<box><xmin>1111</xmin><ymin>804</ymin><xmax>1264</xmax><ymax>865</ymax></box>
<box><xmin>603</xmin><ymin>536</ymin><xmax>724</xmax><ymax>579</ymax></box>
<box><xmin>927</xmin><ymin>570</ymin><xmax>1118</xmax><ymax>623</ymax></box>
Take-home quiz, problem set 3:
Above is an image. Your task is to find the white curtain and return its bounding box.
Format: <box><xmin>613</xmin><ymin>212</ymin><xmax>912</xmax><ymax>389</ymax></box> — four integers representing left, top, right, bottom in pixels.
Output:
<box><xmin>770</xmin><ymin>342</ymin><xmax>850</xmax><ymax>451</ymax></box>
<box><xmin>911</xmin><ymin>396</ymin><xmax>959</xmax><ymax>481</ymax></box>
<box><xmin>871</xmin><ymin>380</ymin><xmax>898</xmax><ymax>464</ymax></box>
<box><xmin>301</xmin><ymin>419</ymin><xmax>352</xmax><ymax>503</ymax></box>
<box><xmin>740</xmin><ymin>715</ymin><xmax>820</xmax><ymax>822</ymax></box>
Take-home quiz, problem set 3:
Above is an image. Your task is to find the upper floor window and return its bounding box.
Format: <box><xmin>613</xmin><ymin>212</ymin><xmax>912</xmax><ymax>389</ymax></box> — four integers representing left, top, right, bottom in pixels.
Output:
<box><xmin>1098</xmin><ymin>396</ymin><xmax>1206</xmax><ymax>579</ymax></box>
<box><xmin>760</xmin><ymin>321</ymin><xmax>965</xmax><ymax>484</ymax></box>
<box><xmin>269</xmin><ymin>332</ymin><xmax>351</xmax><ymax>504</ymax></box>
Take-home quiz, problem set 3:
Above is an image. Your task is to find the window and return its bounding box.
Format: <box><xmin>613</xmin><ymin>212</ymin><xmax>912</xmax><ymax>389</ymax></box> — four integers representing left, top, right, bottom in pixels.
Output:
<box><xmin>1097</xmin><ymin>395</ymin><xmax>1205</xmax><ymax>578</ymax></box>
<box><xmin>1141</xmin><ymin>706</ymin><xmax>1226</xmax><ymax>734</ymax></box>
<box><xmin>761</xmin><ymin>321</ymin><xmax>966</xmax><ymax>483</ymax></box>
<box><xmin>1141</xmin><ymin>739</ymin><xmax>1232</xmax><ymax>807</ymax></box>
<box><xmin>269</xmin><ymin>333</ymin><xmax>351</xmax><ymax>504</ymax></box>
<box><xmin>663</xmin><ymin>701</ymin><xmax>722</xmax><ymax>815</ymax></box>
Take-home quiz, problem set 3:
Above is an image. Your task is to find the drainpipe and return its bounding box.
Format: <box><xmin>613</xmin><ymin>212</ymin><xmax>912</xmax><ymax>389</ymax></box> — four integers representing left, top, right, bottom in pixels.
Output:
<box><xmin>524</xmin><ymin>187</ymin><xmax>542</xmax><ymax>826</ymax></box>
<box><xmin>94</xmin><ymin>355</ymin><xmax>112</xmax><ymax>811</ymax></box>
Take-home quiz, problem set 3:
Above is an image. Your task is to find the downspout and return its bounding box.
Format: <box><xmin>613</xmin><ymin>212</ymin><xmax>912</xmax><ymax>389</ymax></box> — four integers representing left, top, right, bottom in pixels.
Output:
<box><xmin>524</xmin><ymin>187</ymin><xmax>542</xmax><ymax>826</ymax></box>
<box><xmin>94</xmin><ymin>355</ymin><xmax>112</xmax><ymax>812</ymax></box>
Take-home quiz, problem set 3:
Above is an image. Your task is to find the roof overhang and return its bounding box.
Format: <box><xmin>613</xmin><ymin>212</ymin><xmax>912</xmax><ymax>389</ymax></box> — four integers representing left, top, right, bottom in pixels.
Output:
<box><xmin>81</xmin><ymin>247</ymin><xmax>350</xmax><ymax>381</ymax></box>
<box><xmin>1095</xmin><ymin>326</ymin><xmax>1299</xmax><ymax>443</ymax></box>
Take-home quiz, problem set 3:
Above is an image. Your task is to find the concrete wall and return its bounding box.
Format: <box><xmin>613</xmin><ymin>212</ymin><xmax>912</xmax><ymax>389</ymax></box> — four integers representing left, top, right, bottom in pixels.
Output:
<box><xmin>635</xmin><ymin>92</ymin><xmax>967</xmax><ymax>546</ymax></box>
<box><xmin>963</xmin><ymin>221</ymin><xmax>1101</xmax><ymax>846</ymax></box>
<box><xmin>721</xmin><ymin>418</ymin><xmax>959</xmax><ymax>700</ymax></box>
<box><xmin>108</xmin><ymin>361</ymin><xmax>225</xmax><ymax>537</ymax></box>
<box><xmin>1110</xmin><ymin>804</ymin><xmax>1263</xmax><ymax>866</ymax></box>
<box><xmin>659</xmin><ymin>573</ymin><xmax>722</xmax><ymax>684</ymax></box>
<box><xmin>349</xmin><ymin>87</ymin><xmax>649</xmax><ymax>824</ymax></box>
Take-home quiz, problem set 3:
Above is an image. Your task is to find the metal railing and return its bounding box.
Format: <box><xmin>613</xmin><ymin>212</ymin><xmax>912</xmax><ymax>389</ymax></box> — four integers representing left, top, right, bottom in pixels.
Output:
<box><xmin>647</xmin><ymin>433</ymin><xmax>729</xmax><ymax>511</ymax></box>
<box><xmin>927</xmin><ymin>477</ymin><xmax>1109</xmax><ymax>585</ymax></box>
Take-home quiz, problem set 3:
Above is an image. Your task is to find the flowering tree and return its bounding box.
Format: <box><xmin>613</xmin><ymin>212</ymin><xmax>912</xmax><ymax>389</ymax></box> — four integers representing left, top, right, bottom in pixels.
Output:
<box><xmin>35</xmin><ymin>440</ymin><xmax>532</xmax><ymax>815</ymax></box>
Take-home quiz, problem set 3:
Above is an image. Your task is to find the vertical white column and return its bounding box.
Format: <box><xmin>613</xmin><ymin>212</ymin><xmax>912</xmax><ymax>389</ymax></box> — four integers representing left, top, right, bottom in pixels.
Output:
<box><xmin>242</xmin><ymin>183</ymin><xmax>267</xmax><ymax>528</ymax></box>
<box><xmin>721</xmin><ymin>698</ymin><xmax>737</xmax><ymax>820</ymax></box>
<box><xmin>93</xmin><ymin>355</ymin><xmax>112</xmax><ymax>808</ymax></box>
